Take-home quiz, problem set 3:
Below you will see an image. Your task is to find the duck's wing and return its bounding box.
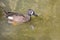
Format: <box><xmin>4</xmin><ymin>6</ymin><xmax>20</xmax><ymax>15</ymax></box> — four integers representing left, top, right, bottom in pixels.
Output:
<box><xmin>6</xmin><ymin>12</ymin><xmax>18</xmax><ymax>16</ymax></box>
<box><xmin>4</xmin><ymin>11</ymin><xmax>19</xmax><ymax>17</ymax></box>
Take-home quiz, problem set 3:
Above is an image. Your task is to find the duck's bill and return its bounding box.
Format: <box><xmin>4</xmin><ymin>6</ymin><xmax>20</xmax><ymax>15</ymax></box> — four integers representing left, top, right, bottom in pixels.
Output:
<box><xmin>33</xmin><ymin>14</ymin><xmax>38</xmax><ymax>16</ymax></box>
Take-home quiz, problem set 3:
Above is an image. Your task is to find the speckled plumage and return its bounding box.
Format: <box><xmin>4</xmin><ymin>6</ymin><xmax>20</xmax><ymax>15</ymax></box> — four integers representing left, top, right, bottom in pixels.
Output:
<box><xmin>3</xmin><ymin>9</ymin><xmax>38</xmax><ymax>24</ymax></box>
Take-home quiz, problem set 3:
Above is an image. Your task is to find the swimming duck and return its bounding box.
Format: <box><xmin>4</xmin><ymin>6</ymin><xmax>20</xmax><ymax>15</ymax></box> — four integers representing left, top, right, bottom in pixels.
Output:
<box><xmin>3</xmin><ymin>9</ymin><xmax>38</xmax><ymax>24</ymax></box>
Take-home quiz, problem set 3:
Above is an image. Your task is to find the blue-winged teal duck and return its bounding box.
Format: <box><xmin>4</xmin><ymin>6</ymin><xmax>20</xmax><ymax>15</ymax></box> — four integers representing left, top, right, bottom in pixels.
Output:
<box><xmin>3</xmin><ymin>9</ymin><xmax>38</xmax><ymax>25</ymax></box>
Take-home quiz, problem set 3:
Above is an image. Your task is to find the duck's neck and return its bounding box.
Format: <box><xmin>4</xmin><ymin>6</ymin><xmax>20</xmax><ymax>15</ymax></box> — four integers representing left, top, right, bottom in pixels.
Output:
<box><xmin>27</xmin><ymin>13</ymin><xmax>32</xmax><ymax>17</ymax></box>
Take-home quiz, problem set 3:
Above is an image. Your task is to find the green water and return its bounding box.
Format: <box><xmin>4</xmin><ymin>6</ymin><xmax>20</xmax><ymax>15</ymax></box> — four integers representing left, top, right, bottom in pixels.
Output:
<box><xmin>0</xmin><ymin>0</ymin><xmax>60</xmax><ymax>40</ymax></box>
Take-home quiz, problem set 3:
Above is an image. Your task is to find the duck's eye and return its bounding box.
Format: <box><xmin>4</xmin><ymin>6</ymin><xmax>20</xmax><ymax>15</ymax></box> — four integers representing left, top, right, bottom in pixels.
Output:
<box><xmin>8</xmin><ymin>16</ymin><xmax>13</xmax><ymax>20</ymax></box>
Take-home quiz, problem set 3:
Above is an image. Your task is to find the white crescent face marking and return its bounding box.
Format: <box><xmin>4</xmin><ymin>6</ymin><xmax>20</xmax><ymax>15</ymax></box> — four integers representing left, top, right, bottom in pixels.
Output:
<box><xmin>31</xmin><ymin>11</ymin><xmax>33</xmax><ymax>15</ymax></box>
<box><xmin>8</xmin><ymin>16</ymin><xmax>13</xmax><ymax>20</ymax></box>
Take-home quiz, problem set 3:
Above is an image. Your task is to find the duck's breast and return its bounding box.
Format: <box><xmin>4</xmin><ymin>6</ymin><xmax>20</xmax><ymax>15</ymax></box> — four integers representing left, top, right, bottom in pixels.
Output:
<box><xmin>24</xmin><ymin>15</ymin><xmax>31</xmax><ymax>22</ymax></box>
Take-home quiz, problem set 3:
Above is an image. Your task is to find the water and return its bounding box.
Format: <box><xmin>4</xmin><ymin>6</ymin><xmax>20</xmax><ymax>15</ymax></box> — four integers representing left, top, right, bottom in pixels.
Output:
<box><xmin>0</xmin><ymin>0</ymin><xmax>60</xmax><ymax>40</ymax></box>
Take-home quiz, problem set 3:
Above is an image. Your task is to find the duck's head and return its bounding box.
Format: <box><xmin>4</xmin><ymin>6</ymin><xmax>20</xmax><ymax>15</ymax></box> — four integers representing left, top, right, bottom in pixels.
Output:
<box><xmin>27</xmin><ymin>9</ymin><xmax>38</xmax><ymax>16</ymax></box>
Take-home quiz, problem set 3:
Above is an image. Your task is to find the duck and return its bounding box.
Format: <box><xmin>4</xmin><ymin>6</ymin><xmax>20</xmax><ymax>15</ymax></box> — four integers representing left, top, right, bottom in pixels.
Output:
<box><xmin>3</xmin><ymin>9</ymin><xmax>38</xmax><ymax>25</ymax></box>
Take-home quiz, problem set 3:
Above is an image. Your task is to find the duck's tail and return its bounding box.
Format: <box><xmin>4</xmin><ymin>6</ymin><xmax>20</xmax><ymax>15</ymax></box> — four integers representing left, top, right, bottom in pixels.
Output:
<box><xmin>3</xmin><ymin>10</ymin><xmax>8</xmax><ymax>15</ymax></box>
<box><xmin>2</xmin><ymin>9</ymin><xmax>10</xmax><ymax>17</ymax></box>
